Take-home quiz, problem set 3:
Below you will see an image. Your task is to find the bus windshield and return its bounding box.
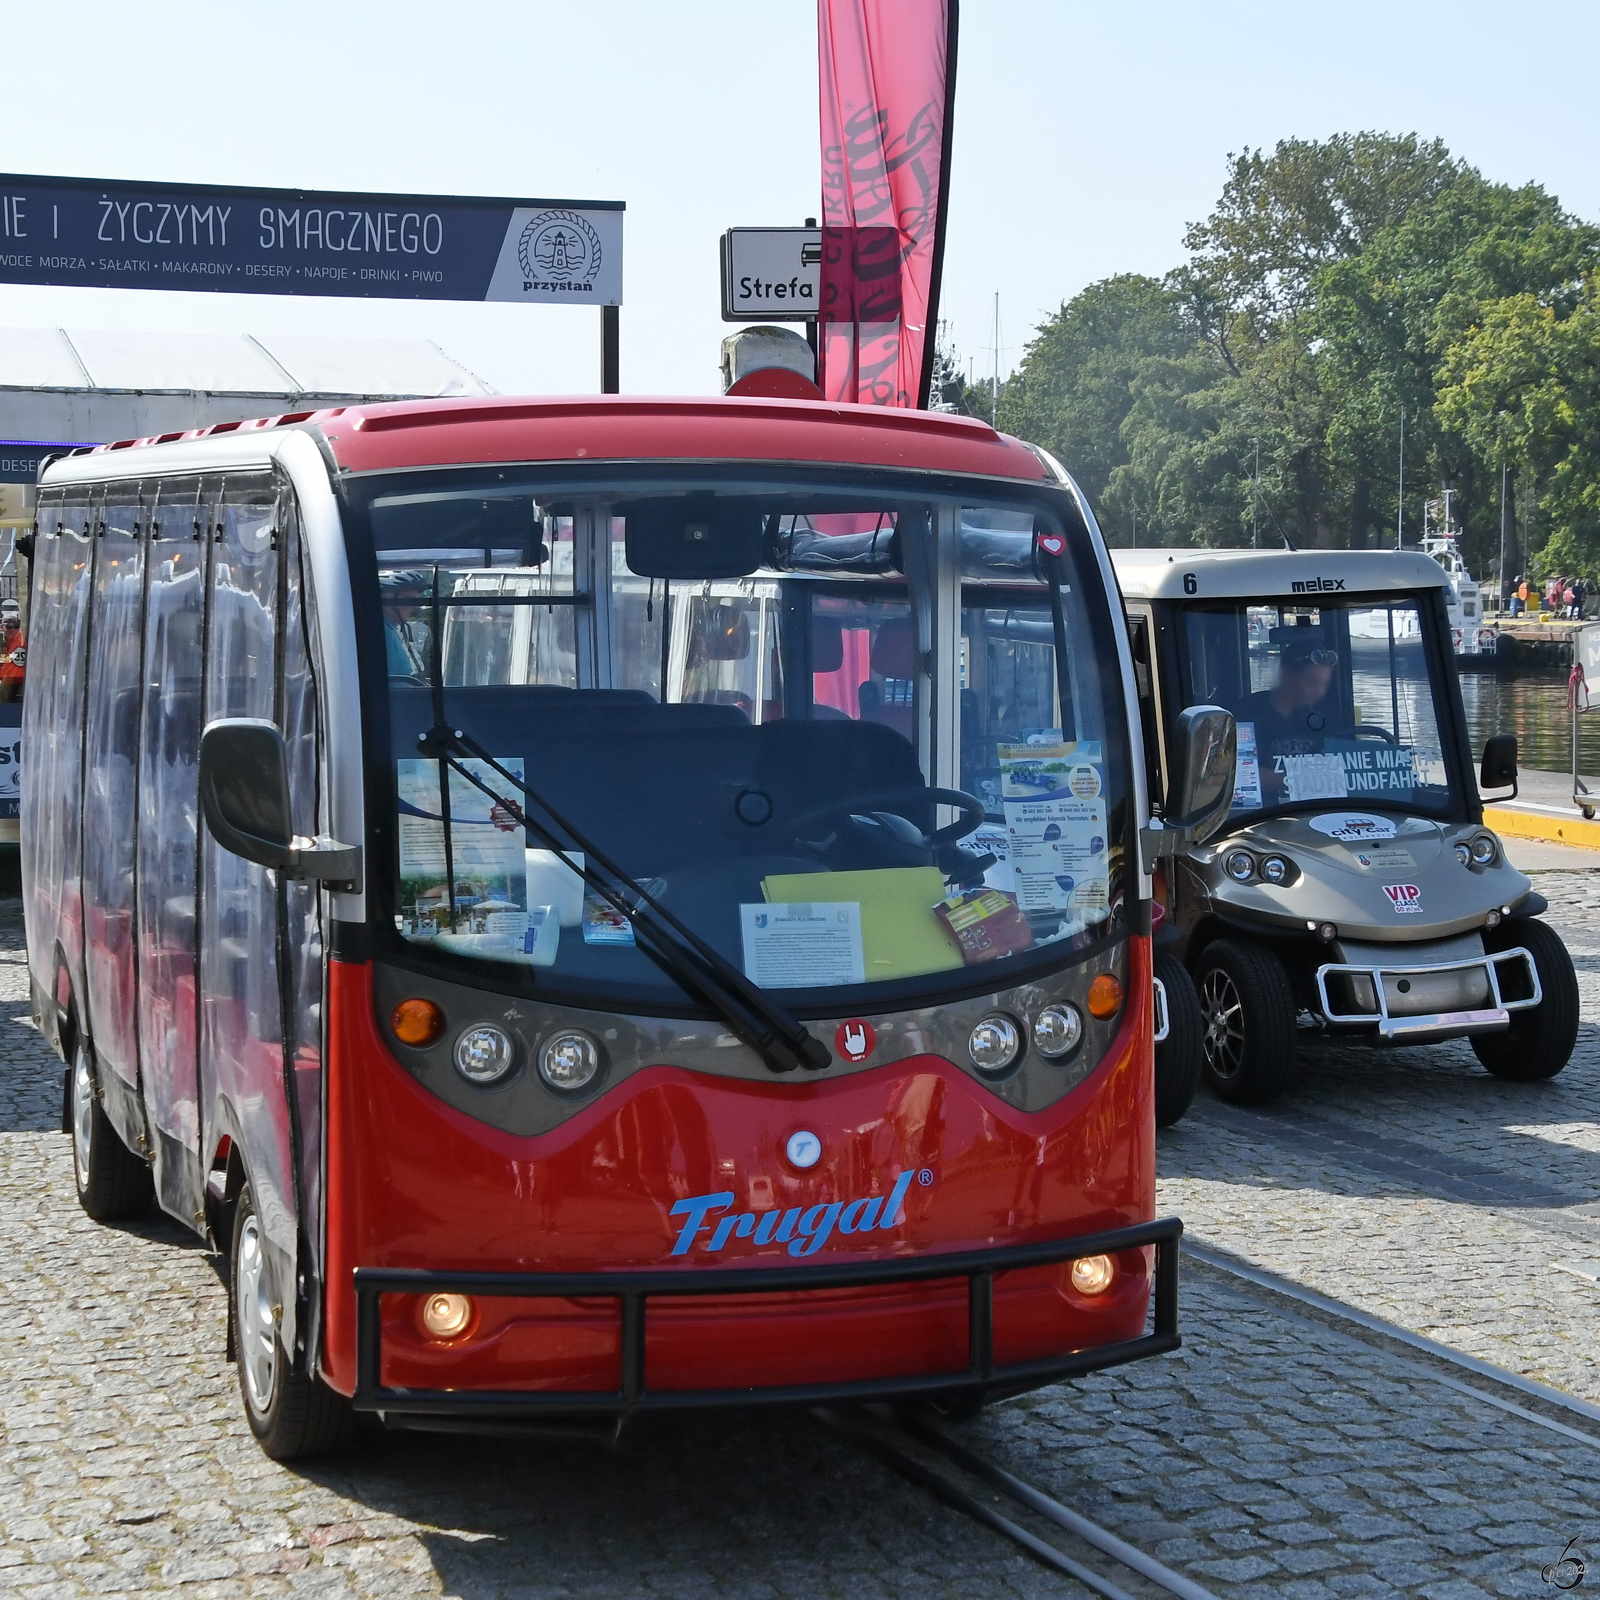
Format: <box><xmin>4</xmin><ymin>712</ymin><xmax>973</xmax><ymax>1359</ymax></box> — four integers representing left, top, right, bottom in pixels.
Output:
<box><xmin>1179</xmin><ymin>594</ymin><xmax>1456</xmax><ymax>822</ymax></box>
<box><xmin>356</xmin><ymin>473</ymin><xmax>1127</xmax><ymax>1011</ymax></box>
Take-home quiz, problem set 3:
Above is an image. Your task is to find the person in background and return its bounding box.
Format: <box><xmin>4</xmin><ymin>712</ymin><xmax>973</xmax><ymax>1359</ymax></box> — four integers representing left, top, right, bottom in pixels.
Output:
<box><xmin>1572</xmin><ymin>579</ymin><xmax>1587</xmax><ymax>619</ymax></box>
<box><xmin>381</xmin><ymin>569</ymin><xmax>434</xmax><ymax>680</ymax></box>
<box><xmin>1548</xmin><ymin>576</ymin><xmax>1564</xmax><ymax>614</ymax></box>
<box><xmin>0</xmin><ymin>603</ymin><xmax>23</xmax><ymax>703</ymax></box>
<box><xmin>1509</xmin><ymin>575</ymin><xmax>1525</xmax><ymax>617</ymax></box>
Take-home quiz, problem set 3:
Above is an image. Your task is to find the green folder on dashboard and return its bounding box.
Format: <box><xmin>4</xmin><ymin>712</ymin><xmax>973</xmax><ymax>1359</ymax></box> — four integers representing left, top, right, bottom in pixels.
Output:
<box><xmin>761</xmin><ymin>866</ymin><xmax>963</xmax><ymax>981</ymax></box>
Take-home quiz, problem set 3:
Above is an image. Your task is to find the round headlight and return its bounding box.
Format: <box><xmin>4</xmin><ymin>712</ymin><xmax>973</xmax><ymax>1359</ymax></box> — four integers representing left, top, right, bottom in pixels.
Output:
<box><xmin>1070</xmin><ymin>1254</ymin><xmax>1115</xmax><ymax>1296</ymax></box>
<box><xmin>420</xmin><ymin>1291</ymin><xmax>473</xmax><ymax>1339</ymax></box>
<box><xmin>538</xmin><ymin>1029</ymin><xmax>602</xmax><ymax>1091</ymax></box>
<box><xmin>453</xmin><ymin>1024</ymin><xmax>516</xmax><ymax>1085</ymax></box>
<box><xmin>1470</xmin><ymin>834</ymin><xmax>1497</xmax><ymax>866</ymax></box>
<box><xmin>1032</xmin><ymin>1003</ymin><xmax>1084</xmax><ymax>1059</ymax></box>
<box><xmin>1454</xmin><ymin>841</ymin><xmax>1472</xmax><ymax>867</ymax></box>
<box><xmin>1260</xmin><ymin>855</ymin><xmax>1290</xmax><ymax>885</ymax></box>
<box><xmin>1224</xmin><ymin>850</ymin><xmax>1255</xmax><ymax>882</ymax></box>
<box><xmin>968</xmin><ymin>1013</ymin><xmax>1023</xmax><ymax>1074</ymax></box>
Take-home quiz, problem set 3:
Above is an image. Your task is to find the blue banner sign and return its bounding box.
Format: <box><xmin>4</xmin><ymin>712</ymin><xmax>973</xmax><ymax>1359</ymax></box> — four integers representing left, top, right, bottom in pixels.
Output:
<box><xmin>0</xmin><ymin>174</ymin><xmax>624</xmax><ymax>304</ymax></box>
<box><xmin>0</xmin><ymin>440</ymin><xmax>90</xmax><ymax>484</ymax></box>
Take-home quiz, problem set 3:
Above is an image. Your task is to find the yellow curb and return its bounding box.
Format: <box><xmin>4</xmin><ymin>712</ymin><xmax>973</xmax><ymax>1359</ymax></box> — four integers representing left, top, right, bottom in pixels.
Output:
<box><xmin>1485</xmin><ymin>804</ymin><xmax>1600</xmax><ymax>851</ymax></box>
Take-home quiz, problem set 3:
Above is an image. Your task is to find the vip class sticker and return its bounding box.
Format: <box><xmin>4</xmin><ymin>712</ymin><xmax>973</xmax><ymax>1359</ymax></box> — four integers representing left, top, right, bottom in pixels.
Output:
<box><xmin>1383</xmin><ymin>882</ymin><xmax>1423</xmax><ymax>914</ymax></box>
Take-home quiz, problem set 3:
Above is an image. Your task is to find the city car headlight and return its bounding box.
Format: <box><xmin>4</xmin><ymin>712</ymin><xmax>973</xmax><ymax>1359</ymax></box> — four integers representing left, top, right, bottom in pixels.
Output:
<box><xmin>1260</xmin><ymin>855</ymin><xmax>1290</xmax><ymax>885</ymax></box>
<box><xmin>1454</xmin><ymin>842</ymin><xmax>1472</xmax><ymax>867</ymax></box>
<box><xmin>1469</xmin><ymin>834</ymin><xmax>1498</xmax><ymax>867</ymax></box>
<box><xmin>538</xmin><ymin>1029</ymin><xmax>602</xmax><ymax>1092</ymax></box>
<box><xmin>1224</xmin><ymin>850</ymin><xmax>1255</xmax><ymax>882</ymax></box>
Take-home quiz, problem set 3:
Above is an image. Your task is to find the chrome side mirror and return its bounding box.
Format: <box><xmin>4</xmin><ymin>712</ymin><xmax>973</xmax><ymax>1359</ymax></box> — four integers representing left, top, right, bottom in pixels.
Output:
<box><xmin>199</xmin><ymin>718</ymin><xmax>361</xmax><ymax>887</ymax></box>
<box><xmin>1142</xmin><ymin>705</ymin><xmax>1237</xmax><ymax>870</ymax></box>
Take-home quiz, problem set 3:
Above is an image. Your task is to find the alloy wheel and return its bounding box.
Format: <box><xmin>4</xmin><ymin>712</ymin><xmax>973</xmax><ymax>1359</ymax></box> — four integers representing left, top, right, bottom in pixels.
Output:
<box><xmin>71</xmin><ymin>1049</ymin><xmax>94</xmax><ymax>1189</ymax></box>
<box><xmin>1199</xmin><ymin>967</ymin><xmax>1245</xmax><ymax>1083</ymax></box>
<box><xmin>235</xmin><ymin>1214</ymin><xmax>278</xmax><ymax>1415</ymax></box>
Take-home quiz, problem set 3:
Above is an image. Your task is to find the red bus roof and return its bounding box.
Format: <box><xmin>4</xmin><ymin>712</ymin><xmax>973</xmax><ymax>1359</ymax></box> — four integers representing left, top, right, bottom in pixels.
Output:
<box><xmin>89</xmin><ymin>394</ymin><xmax>1051</xmax><ymax>483</ymax></box>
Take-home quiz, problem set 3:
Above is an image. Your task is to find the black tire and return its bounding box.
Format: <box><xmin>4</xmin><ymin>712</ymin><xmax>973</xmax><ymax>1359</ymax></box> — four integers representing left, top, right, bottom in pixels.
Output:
<box><xmin>231</xmin><ymin>1182</ymin><xmax>355</xmax><ymax>1460</ymax></box>
<box><xmin>1153</xmin><ymin>951</ymin><xmax>1203</xmax><ymax>1127</ymax></box>
<box><xmin>1193</xmin><ymin>938</ymin><xmax>1297</xmax><ymax>1105</ymax></box>
<box><xmin>1471</xmin><ymin>917</ymin><xmax>1579</xmax><ymax>1082</ymax></box>
<box><xmin>68</xmin><ymin>1039</ymin><xmax>153</xmax><ymax>1221</ymax></box>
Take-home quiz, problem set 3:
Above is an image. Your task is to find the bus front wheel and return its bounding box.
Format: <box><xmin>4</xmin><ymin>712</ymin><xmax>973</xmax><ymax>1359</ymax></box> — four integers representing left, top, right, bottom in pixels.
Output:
<box><xmin>1193</xmin><ymin>939</ymin><xmax>1296</xmax><ymax>1105</ymax></box>
<box><xmin>231</xmin><ymin>1183</ymin><xmax>354</xmax><ymax>1460</ymax></box>
<box><xmin>69</xmin><ymin>1041</ymin><xmax>152</xmax><ymax>1222</ymax></box>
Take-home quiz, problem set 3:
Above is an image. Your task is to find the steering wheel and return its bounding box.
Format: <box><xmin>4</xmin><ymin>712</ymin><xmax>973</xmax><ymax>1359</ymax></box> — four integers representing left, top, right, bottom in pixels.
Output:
<box><xmin>786</xmin><ymin>787</ymin><xmax>989</xmax><ymax>851</ymax></box>
<box><xmin>1349</xmin><ymin>724</ymin><xmax>1398</xmax><ymax>744</ymax></box>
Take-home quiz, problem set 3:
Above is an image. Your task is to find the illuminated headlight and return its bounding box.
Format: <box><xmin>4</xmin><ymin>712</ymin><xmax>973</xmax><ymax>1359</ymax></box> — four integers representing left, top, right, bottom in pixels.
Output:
<box><xmin>1454</xmin><ymin>842</ymin><xmax>1472</xmax><ymax>866</ymax></box>
<box><xmin>1224</xmin><ymin>850</ymin><xmax>1255</xmax><ymax>882</ymax></box>
<box><xmin>1470</xmin><ymin>834</ymin><xmax>1498</xmax><ymax>867</ymax></box>
<box><xmin>1070</xmin><ymin>1254</ymin><xmax>1115</xmax><ymax>1296</ymax></box>
<box><xmin>968</xmin><ymin>1014</ymin><xmax>1023</xmax><ymax>1074</ymax></box>
<box><xmin>420</xmin><ymin>1292</ymin><xmax>473</xmax><ymax>1339</ymax></box>
<box><xmin>453</xmin><ymin>1024</ymin><xmax>516</xmax><ymax>1085</ymax></box>
<box><xmin>538</xmin><ymin>1029</ymin><xmax>602</xmax><ymax>1092</ymax></box>
<box><xmin>1032</xmin><ymin>1003</ymin><xmax>1084</xmax><ymax>1059</ymax></box>
<box><xmin>1260</xmin><ymin>855</ymin><xmax>1290</xmax><ymax>885</ymax></box>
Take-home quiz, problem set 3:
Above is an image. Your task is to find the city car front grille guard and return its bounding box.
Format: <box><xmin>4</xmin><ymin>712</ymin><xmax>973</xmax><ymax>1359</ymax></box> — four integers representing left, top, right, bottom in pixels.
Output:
<box><xmin>1315</xmin><ymin>946</ymin><xmax>1540</xmax><ymax>1041</ymax></box>
<box><xmin>351</xmin><ymin>1216</ymin><xmax>1181</xmax><ymax>1418</ymax></box>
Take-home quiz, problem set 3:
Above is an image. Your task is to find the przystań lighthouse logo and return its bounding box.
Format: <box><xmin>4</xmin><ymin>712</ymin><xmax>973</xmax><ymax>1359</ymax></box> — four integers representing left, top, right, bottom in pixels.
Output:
<box><xmin>517</xmin><ymin>209</ymin><xmax>602</xmax><ymax>294</ymax></box>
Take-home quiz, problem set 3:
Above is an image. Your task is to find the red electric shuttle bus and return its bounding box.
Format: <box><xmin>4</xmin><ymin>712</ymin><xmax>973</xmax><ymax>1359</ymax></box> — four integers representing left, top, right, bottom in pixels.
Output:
<box><xmin>23</xmin><ymin>397</ymin><xmax>1216</xmax><ymax>1458</ymax></box>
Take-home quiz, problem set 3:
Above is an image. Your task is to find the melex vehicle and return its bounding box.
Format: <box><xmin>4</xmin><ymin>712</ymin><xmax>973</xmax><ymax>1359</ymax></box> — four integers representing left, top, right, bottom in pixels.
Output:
<box><xmin>1113</xmin><ymin>547</ymin><xmax>1579</xmax><ymax>1106</ymax></box>
<box><xmin>23</xmin><ymin>396</ymin><xmax>1229</xmax><ymax>1457</ymax></box>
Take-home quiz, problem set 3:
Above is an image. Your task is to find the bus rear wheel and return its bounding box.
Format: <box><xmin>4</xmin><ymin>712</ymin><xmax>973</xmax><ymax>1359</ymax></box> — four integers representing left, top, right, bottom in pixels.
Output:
<box><xmin>231</xmin><ymin>1183</ymin><xmax>354</xmax><ymax>1460</ymax></box>
<box><xmin>1193</xmin><ymin>939</ymin><xmax>1295</xmax><ymax>1105</ymax></box>
<box><xmin>69</xmin><ymin>1042</ymin><xmax>152</xmax><ymax>1221</ymax></box>
<box><xmin>1471</xmin><ymin>917</ymin><xmax>1579</xmax><ymax>1082</ymax></box>
<box><xmin>1154</xmin><ymin>951</ymin><xmax>1202</xmax><ymax>1127</ymax></box>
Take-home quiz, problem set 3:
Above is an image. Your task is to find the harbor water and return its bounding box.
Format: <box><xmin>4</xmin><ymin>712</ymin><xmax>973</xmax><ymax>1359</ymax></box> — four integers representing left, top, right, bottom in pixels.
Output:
<box><xmin>1459</xmin><ymin>671</ymin><xmax>1600</xmax><ymax>779</ymax></box>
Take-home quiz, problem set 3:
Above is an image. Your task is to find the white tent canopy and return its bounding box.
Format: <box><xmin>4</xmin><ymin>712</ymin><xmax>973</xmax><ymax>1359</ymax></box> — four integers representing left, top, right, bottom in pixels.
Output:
<box><xmin>0</xmin><ymin>327</ymin><xmax>495</xmax><ymax>442</ymax></box>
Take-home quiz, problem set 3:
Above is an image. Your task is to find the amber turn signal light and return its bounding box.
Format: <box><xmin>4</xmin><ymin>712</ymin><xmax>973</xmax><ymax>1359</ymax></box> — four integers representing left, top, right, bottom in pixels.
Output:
<box><xmin>391</xmin><ymin>998</ymin><xmax>445</xmax><ymax>1047</ymax></box>
<box><xmin>1086</xmin><ymin>974</ymin><xmax>1123</xmax><ymax>1020</ymax></box>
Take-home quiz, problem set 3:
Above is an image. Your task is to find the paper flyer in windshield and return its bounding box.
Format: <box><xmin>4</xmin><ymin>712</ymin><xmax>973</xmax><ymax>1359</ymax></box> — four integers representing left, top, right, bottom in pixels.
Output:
<box><xmin>1282</xmin><ymin>752</ymin><xmax>1349</xmax><ymax>803</ymax></box>
<box><xmin>740</xmin><ymin>902</ymin><xmax>865</xmax><ymax>988</ymax></box>
<box><xmin>396</xmin><ymin>758</ymin><xmax>531</xmax><ymax>951</ymax></box>
<box><xmin>1232</xmin><ymin>721</ymin><xmax>1264</xmax><ymax>809</ymax></box>
<box><xmin>998</xmin><ymin>742</ymin><xmax>1109</xmax><ymax>923</ymax></box>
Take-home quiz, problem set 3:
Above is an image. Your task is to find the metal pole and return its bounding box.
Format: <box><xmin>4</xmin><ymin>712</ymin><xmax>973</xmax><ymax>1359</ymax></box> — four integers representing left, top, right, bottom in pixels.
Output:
<box><xmin>991</xmin><ymin>291</ymin><xmax>999</xmax><ymax>424</ymax></box>
<box><xmin>1251</xmin><ymin>437</ymin><xmax>1259</xmax><ymax>549</ymax></box>
<box><xmin>1396</xmin><ymin>408</ymin><xmax>1404</xmax><ymax>550</ymax></box>
<box><xmin>601</xmin><ymin>305</ymin><xmax>620</xmax><ymax>394</ymax></box>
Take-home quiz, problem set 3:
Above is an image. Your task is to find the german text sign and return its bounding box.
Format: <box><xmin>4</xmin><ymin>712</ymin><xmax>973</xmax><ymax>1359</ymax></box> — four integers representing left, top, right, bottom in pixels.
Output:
<box><xmin>0</xmin><ymin>174</ymin><xmax>624</xmax><ymax>304</ymax></box>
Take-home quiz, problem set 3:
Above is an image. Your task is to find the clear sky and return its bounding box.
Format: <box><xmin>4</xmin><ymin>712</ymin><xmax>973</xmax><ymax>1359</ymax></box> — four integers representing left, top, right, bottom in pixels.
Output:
<box><xmin>0</xmin><ymin>0</ymin><xmax>1594</xmax><ymax>400</ymax></box>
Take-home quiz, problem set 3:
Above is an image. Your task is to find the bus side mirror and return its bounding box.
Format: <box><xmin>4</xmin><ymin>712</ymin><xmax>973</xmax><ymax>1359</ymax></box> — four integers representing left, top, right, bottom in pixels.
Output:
<box><xmin>1141</xmin><ymin>705</ymin><xmax>1237</xmax><ymax>871</ymax></box>
<box><xmin>199</xmin><ymin>718</ymin><xmax>362</xmax><ymax>887</ymax></box>
<box><xmin>1480</xmin><ymin>732</ymin><xmax>1518</xmax><ymax>799</ymax></box>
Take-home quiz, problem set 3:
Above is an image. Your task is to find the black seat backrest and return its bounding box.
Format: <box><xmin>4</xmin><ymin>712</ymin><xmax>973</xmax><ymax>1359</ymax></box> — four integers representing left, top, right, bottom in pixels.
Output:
<box><xmin>384</xmin><ymin>687</ymin><xmax>924</xmax><ymax>875</ymax></box>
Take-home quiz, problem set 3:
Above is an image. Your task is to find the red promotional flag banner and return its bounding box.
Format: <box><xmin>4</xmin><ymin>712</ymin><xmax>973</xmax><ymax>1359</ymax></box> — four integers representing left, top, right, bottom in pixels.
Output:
<box><xmin>817</xmin><ymin>0</ymin><xmax>957</xmax><ymax>409</ymax></box>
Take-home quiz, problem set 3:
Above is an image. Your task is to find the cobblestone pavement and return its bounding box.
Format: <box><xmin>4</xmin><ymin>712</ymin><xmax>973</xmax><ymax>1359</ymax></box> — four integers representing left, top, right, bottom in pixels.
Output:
<box><xmin>1159</xmin><ymin>869</ymin><xmax>1600</xmax><ymax>1403</ymax></box>
<box><xmin>3</xmin><ymin>893</ymin><xmax>1600</xmax><ymax>1598</ymax></box>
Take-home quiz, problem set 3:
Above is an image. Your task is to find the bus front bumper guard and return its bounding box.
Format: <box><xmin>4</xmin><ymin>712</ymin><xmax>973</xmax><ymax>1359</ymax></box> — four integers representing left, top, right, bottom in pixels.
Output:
<box><xmin>1315</xmin><ymin>946</ymin><xmax>1540</xmax><ymax>1042</ymax></box>
<box><xmin>350</xmin><ymin>1216</ymin><xmax>1182</xmax><ymax>1418</ymax></box>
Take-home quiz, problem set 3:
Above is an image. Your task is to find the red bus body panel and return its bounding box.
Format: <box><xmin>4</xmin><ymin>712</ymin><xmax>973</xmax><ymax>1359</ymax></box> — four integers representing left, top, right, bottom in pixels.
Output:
<box><xmin>322</xmin><ymin>936</ymin><xmax>1154</xmax><ymax>1398</ymax></box>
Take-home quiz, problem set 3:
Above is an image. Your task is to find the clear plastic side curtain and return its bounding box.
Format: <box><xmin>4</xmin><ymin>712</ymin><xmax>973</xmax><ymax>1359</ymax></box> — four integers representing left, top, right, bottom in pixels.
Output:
<box><xmin>137</xmin><ymin>478</ymin><xmax>209</xmax><ymax>1218</ymax></box>
<box><xmin>197</xmin><ymin>477</ymin><xmax>299</xmax><ymax>1309</ymax></box>
<box><xmin>20</xmin><ymin>488</ymin><xmax>65</xmax><ymax>1005</ymax></box>
<box><xmin>82</xmin><ymin>487</ymin><xmax>146</xmax><ymax>1096</ymax></box>
<box><xmin>817</xmin><ymin>0</ymin><xmax>957</xmax><ymax>408</ymax></box>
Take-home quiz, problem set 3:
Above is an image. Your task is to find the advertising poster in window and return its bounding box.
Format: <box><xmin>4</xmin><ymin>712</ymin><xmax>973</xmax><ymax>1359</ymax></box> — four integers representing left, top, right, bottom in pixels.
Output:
<box><xmin>396</xmin><ymin>757</ymin><xmax>530</xmax><ymax>954</ymax></box>
<box><xmin>998</xmin><ymin>742</ymin><xmax>1109</xmax><ymax>926</ymax></box>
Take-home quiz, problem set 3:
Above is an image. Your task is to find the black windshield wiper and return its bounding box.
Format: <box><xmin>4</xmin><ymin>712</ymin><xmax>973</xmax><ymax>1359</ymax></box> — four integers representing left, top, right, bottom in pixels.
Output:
<box><xmin>414</xmin><ymin>720</ymin><xmax>831</xmax><ymax>1075</ymax></box>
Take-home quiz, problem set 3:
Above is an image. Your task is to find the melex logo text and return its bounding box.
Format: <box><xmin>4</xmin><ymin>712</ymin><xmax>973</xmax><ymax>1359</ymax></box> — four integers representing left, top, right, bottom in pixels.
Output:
<box><xmin>1290</xmin><ymin>577</ymin><xmax>1347</xmax><ymax>592</ymax></box>
<box><xmin>670</xmin><ymin>1169</ymin><xmax>920</xmax><ymax>1259</ymax></box>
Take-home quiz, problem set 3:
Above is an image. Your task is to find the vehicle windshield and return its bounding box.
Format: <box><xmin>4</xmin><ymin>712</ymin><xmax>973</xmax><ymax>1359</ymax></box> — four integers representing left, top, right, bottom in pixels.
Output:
<box><xmin>1179</xmin><ymin>594</ymin><xmax>1456</xmax><ymax>822</ymax></box>
<box><xmin>356</xmin><ymin>472</ymin><xmax>1127</xmax><ymax>1011</ymax></box>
